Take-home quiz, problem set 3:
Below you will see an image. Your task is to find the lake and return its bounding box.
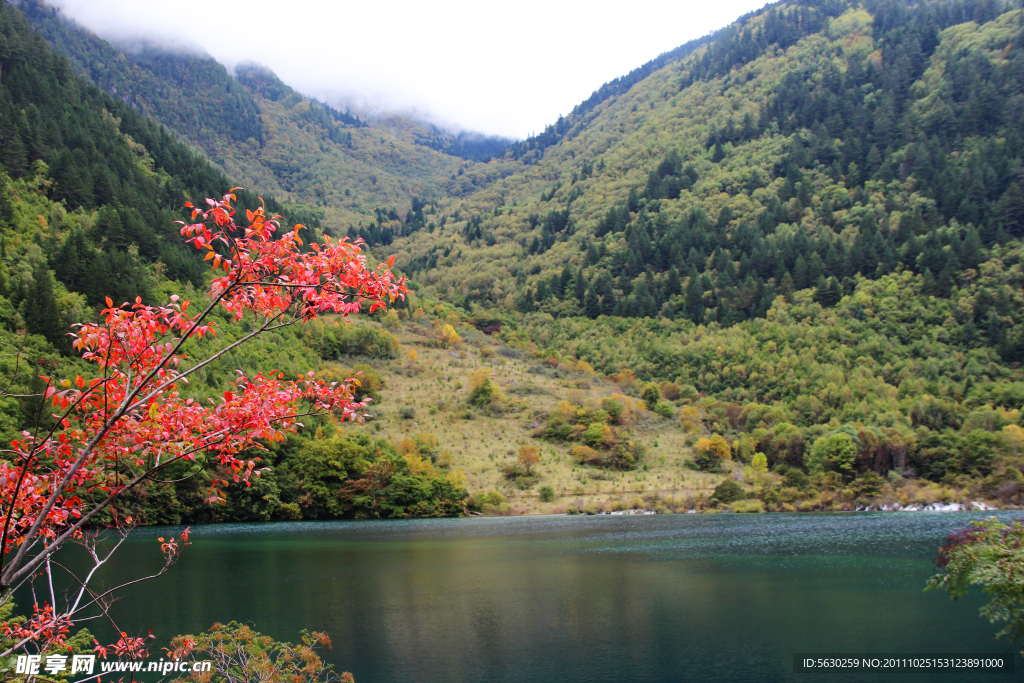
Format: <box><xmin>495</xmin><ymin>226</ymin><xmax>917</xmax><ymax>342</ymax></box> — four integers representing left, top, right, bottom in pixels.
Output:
<box><xmin>63</xmin><ymin>512</ymin><xmax>1021</xmax><ymax>682</ymax></box>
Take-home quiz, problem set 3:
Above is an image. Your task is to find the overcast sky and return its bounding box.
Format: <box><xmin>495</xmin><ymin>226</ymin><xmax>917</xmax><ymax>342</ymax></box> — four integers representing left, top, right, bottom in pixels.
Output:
<box><xmin>46</xmin><ymin>0</ymin><xmax>772</xmax><ymax>139</ymax></box>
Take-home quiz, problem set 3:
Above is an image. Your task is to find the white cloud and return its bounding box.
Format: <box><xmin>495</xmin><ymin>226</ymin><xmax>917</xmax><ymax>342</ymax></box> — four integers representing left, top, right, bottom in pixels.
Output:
<box><xmin>45</xmin><ymin>0</ymin><xmax>773</xmax><ymax>138</ymax></box>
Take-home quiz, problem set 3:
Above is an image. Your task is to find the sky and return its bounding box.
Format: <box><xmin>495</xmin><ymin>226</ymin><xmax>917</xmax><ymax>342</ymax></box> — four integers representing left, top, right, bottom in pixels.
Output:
<box><xmin>46</xmin><ymin>0</ymin><xmax>773</xmax><ymax>139</ymax></box>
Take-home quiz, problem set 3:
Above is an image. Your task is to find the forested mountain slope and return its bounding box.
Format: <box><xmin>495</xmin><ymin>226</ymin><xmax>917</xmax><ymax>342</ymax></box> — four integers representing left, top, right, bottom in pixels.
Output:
<box><xmin>375</xmin><ymin>0</ymin><xmax>1024</xmax><ymax>485</ymax></box>
<box><xmin>18</xmin><ymin>0</ymin><xmax>497</xmax><ymax>227</ymax></box>
<box><xmin>0</xmin><ymin>0</ymin><xmax>302</xmax><ymax>321</ymax></box>
<box><xmin>4</xmin><ymin>0</ymin><xmax>1024</xmax><ymax>513</ymax></box>
<box><xmin>404</xmin><ymin>0</ymin><xmax>1023</xmax><ymax>316</ymax></box>
<box><xmin>0</xmin><ymin>0</ymin><xmax>472</xmax><ymax>522</ymax></box>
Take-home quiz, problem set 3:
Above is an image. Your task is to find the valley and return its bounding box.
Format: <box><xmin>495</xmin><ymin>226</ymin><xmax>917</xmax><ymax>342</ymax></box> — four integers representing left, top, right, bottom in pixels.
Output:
<box><xmin>1</xmin><ymin>0</ymin><xmax>1023</xmax><ymax>522</ymax></box>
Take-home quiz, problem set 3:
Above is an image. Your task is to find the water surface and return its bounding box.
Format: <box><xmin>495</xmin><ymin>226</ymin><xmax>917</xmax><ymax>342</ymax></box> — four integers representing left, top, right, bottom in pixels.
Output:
<box><xmin>67</xmin><ymin>512</ymin><xmax>1022</xmax><ymax>682</ymax></box>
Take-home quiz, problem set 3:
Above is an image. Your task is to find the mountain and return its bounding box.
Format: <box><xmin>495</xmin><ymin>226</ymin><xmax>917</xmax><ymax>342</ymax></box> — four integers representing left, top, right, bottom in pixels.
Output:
<box><xmin>0</xmin><ymin>0</ymin><xmax>326</xmax><ymax>440</ymax></box>
<box><xmin>17</xmin><ymin>0</ymin><xmax>510</xmax><ymax>228</ymax></box>
<box><xmin>4</xmin><ymin>0</ymin><xmax>1024</xmax><ymax>515</ymax></box>
<box><xmin>370</xmin><ymin>0</ymin><xmax>1024</xmax><ymax>485</ymax></box>
<box><xmin>0</xmin><ymin>0</ymin><xmax>310</xmax><ymax>315</ymax></box>
<box><xmin>0</xmin><ymin>0</ymin><xmax>474</xmax><ymax>524</ymax></box>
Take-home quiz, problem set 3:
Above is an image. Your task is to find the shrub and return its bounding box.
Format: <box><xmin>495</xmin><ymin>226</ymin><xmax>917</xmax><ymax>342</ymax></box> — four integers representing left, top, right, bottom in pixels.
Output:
<box><xmin>694</xmin><ymin>435</ymin><xmax>731</xmax><ymax>472</ymax></box>
<box><xmin>783</xmin><ymin>468</ymin><xmax>810</xmax><ymax>490</ymax></box>
<box><xmin>641</xmin><ymin>383</ymin><xmax>661</xmax><ymax>410</ymax></box>
<box><xmin>582</xmin><ymin>422</ymin><xmax>614</xmax><ymax>448</ymax></box>
<box><xmin>276</xmin><ymin>502</ymin><xmax>303</xmax><ymax>521</ymax></box>
<box><xmin>468</xmin><ymin>378</ymin><xmax>498</xmax><ymax>406</ymax></box>
<box><xmin>570</xmin><ymin>443</ymin><xmax>641</xmax><ymax>470</ymax></box>
<box><xmin>538</xmin><ymin>485</ymin><xmax>556</xmax><ymax>502</ymax></box>
<box><xmin>849</xmin><ymin>471</ymin><xmax>885</xmax><ymax>498</ymax></box>
<box><xmin>980</xmin><ymin>468</ymin><xmax>1024</xmax><ymax>502</ymax></box>
<box><xmin>569</xmin><ymin>444</ymin><xmax>602</xmax><ymax>464</ymax></box>
<box><xmin>319</xmin><ymin>322</ymin><xmax>400</xmax><ymax>359</ymax></box>
<box><xmin>678</xmin><ymin>404</ymin><xmax>704</xmax><ymax>433</ymax></box>
<box><xmin>659</xmin><ymin>381</ymin><xmax>682</xmax><ymax>401</ymax></box>
<box><xmin>728</xmin><ymin>499</ymin><xmax>766</xmax><ymax>513</ymax></box>
<box><xmin>168</xmin><ymin>622</ymin><xmax>346</xmax><ymax>683</ymax></box>
<box><xmin>653</xmin><ymin>401</ymin><xmax>675</xmax><ymax>419</ymax></box>
<box><xmin>712</xmin><ymin>478</ymin><xmax>745</xmax><ymax>503</ymax></box>
<box><xmin>806</xmin><ymin>432</ymin><xmax>857</xmax><ymax>473</ymax></box>
<box><xmin>957</xmin><ymin>430</ymin><xmax>1000</xmax><ymax>477</ymax></box>
<box><xmin>497</xmin><ymin>346</ymin><xmax>524</xmax><ymax>359</ymax></box>
<box><xmin>602</xmin><ymin>397</ymin><xmax>624</xmax><ymax>425</ymax></box>
<box><xmin>398</xmin><ymin>406</ymin><xmax>416</xmax><ymax>420</ymax></box>
<box><xmin>482</xmin><ymin>502</ymin><xmax>511</xmax><ymax>516</ymax></box>
<box><xmin>439</xmin><ymin>323</ymin><xmax>462</xmax><ymax>347</ymax></box>
<box><xmin>538</xmin><ymin>399</ymin><xmax>641</xmax><ymax>469</ymax></box>
<box><xmin>318</xmin><ymin>363</ymin><xmax>383</xmax><ymax>402</ymax></box>
<box><xmin>467</xmin><ymin>489</ymin><xmax>506</xmax><ymax>510</ymax></box>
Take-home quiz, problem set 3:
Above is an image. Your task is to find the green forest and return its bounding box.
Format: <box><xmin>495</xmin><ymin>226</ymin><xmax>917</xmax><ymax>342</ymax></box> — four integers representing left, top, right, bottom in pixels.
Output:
<box><xmin>2</xmin><ymin>0</ymin><xmax>1024</xmax><ymax>521</ymax></box>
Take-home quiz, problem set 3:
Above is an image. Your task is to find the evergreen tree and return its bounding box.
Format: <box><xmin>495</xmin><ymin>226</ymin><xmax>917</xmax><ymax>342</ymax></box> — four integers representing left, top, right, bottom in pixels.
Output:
<box><xmin>779</xmin><ymin>271</ymin><xmax>795</xmax><ymax>299</ymax></box>
<box><xmin>559</xmin><ymin>265</ymin><xmax>574</xmax><ymax>298</ymax></box>
<box><xmin>960</xmin><ymin>228</ymin><xmax>983</xmax><ymax>270</ymax></box>
<box><xmin>685</xmin><ymin>274</ymin><xmax>703</xmax><ymax>321</ymax></box>
<box><xmin>0</xmin><ymin>172</ymin><xmax>13</xmax><ymax>227</ymax></box>
<box><xmin>574</xmin><ymin>270</ymin><xmax>587</xmax><ymax>301</ymax></box>
<box><xmin>814</xmin><ymin>276</ymin><xmax>842</xmax><ymax>307</ymax></box>
<box><xmin>998</xmin><ymin>182</ymin><xmax>1024</xmax><ymax>236</ymax></box>
<box><xmin>584</xmin><ymin>285</ymin><xmax>601</xmax><ymax>319</ymax></box>
<box><xmin>23</xmin><ymin>263</ymin><xmax>65</xmax><ymax>350</ymax></box>
<box><xmin>600</xmin><ymin>277</ymin><xmax>617</xmax><ymax>316</ymax></box>
<box><xmin>666</xmin><ymin>265</ymin><xmax>681</xmax><ymax>297</ymax></box>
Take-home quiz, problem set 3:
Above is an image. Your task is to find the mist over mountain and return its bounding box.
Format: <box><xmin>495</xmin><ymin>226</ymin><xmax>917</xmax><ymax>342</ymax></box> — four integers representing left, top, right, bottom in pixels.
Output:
<box><xmin>36</xmin><ymin>0</ymin><xmax>778</xmax><ymax>139</ymax></box>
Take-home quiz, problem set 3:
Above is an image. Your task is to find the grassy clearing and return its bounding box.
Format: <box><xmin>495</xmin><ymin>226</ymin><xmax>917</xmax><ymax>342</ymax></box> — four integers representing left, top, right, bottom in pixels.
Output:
<box><xmin>334</xmin><ymin>318</ymin><xmax>720</xmax><ymax>514</ymax></box>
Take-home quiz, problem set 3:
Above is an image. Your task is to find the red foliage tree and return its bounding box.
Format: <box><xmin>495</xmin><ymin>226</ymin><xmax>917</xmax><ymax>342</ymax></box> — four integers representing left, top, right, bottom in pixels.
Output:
<box><xmin>0</xmin><ymin>191</ymin><xmax>405</xmax><ymax>657</ymax></box>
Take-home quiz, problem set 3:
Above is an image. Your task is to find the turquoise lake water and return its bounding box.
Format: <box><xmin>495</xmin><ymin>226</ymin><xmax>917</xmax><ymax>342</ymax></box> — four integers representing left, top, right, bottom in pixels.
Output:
<box><xmin>62</xmin><ymin>512</ymin><xmax>1024</xmax><ymax>682</ymax></box>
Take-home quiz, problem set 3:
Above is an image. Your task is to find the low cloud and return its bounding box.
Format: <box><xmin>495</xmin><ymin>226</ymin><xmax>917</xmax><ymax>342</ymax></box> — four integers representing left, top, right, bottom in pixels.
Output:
<box><xmin>44</xmin><ymin>0</ymin><xmax>773</xmax><ymax>139</ymax></box>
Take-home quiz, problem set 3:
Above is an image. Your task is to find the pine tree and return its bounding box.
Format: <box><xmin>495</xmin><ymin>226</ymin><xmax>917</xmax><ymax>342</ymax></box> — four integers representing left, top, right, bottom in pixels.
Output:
<box><xmin>998</xmin><ymin>182</ymin><xmax>1024</xmax><ymax>236</ymax></box>
<box><xmin>574</xmin><ymin>270</ymin><xmax>587</xmax><ymax>301</ymax></box>
<box><xmin>559</xmin><ymin>265</ymin><xmax>573</xmax><ymax>298</ymax></box>
<box><xmin>2</xmin><ymin>133</ymin><xmax>27</xmax><ymax>177</ymax></box>
<box><xmin>600</xmin><ymin>277</ymin><xmax>617</xmax><ymax>316</ymax></box>
<box><xmin>960</xmin><ymin>228</ymin><xmax>983</xmax><ymax>270</ymax></box>
<box><xmin>814</xmin><ymin>276</ymin><xmax>842</xmax><ymax>307</ymax></box>
<box><xmin>23</xmin><ymin>263</ymin><xmax>66</xmax><ymax>351</ymax></box>
<box><xmin>793</xmin><ymin>255</ymin><xmax>810</xmax><ymax>289</ymax></box>
<box><xmin>711</xmin><ymin>141</ymin><xmax>726</xmax><ymax>163</ymax></box>
<box><xmin>937</xmin><ymin>252</ymin><xmax>958</xmax><ymax>298</ymax></box>
<box><xmin>685</xmin><ymin>275</ymin><xmax>703</xmax><ymax>322</ymax></box>
<box><xmin>779</xmin><ymin>271</ymin><xmax>795</xmax><ymax>299</ymax></box>
<box><xmin>921</xmin><ymin>268</ymin><xmax>939</xmax><ymax>297</ymax></box>
<box><xmin>665</xmin><ymin>265</ymin><xmax>681</xmax><ymax>297</ymax></box>
<box><xmin>535</xmin><ymin>279</ymin><xmax>551</xmax><ymax>302</ymax></box>
<box><xmin>0</xmin><ymin>172</ymin><xmax>13</xmax><ymax>227</ymax></box>
<box><xmin>584</xmin><ymin>285</ymin><xmax>600</xmax><ymax>319</ymax></box>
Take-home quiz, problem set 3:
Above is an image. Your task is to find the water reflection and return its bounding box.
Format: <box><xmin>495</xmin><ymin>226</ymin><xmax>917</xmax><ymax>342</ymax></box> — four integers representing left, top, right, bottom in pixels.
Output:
<box><xmin>57</xmin><ymin>513</ymin><xmax>1021</xmax><ymax>683</ymax></box>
